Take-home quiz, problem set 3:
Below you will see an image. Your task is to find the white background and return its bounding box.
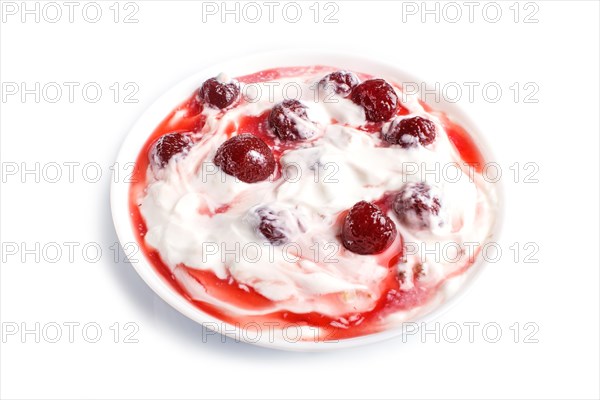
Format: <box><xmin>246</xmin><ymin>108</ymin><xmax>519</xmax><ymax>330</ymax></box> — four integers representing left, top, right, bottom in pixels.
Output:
<box><xmin>1</xmin><ymin>1</ymin><xmax>599</xmax><ymax>399</ymax></box>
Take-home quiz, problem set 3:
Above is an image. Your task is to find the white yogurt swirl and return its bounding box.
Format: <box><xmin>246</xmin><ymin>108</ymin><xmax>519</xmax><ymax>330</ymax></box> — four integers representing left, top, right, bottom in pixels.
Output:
<box><xmin>138</xmin><ymin>70</ymin><xmax>498</xmax><ymax>321</ymax></box>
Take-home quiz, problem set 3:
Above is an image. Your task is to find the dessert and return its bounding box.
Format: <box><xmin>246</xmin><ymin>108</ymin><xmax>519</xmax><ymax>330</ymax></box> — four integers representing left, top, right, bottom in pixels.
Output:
<box><xmin>129</xmin><ymin>65</ymin><xmax>497</xmax><ymax>341</ymax></box>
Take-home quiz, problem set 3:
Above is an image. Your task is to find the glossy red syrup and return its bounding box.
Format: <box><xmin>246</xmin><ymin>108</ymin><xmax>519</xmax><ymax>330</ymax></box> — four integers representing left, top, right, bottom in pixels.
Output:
<box><xmin>434</xmin><ymin>111</ymin><xmax>485</xmax><ymax>173</ymax></box>
<box><xmin>129</xmin><ymin>66</ymin><xmax>488</xmax><ymax>340</ymax></box>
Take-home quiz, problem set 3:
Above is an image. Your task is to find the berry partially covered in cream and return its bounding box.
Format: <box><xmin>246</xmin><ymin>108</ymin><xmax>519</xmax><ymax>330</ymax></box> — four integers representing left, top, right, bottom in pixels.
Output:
<box><xmin>319</xmin><ymin>70</ymin><xmax>359</xmax><ymax>96</ymax></box>
<box><xmin>248</xmin><ymin>205</ymin><xmax>302</xmax><ymax>245</ymax></box>
<box><xmin>198</xmin><ymin>74</ymin><xmax>240</xmax><ymax>109</ymax></box>
<box><xmin>394</xmin><ymin>182</ymin><xmax>443</xmax><ymax>231</ymax></box>
<box><xmin>129</xmin><ymin>65</ymin><xmax>498</xmax><ymax>341</ymax></box>
<box><xmin>383</xmin><ymin>116</ymin><xmax>437</xmax><ymax>148</ymax></box>
<box><xmin>268</xmin><ymin>99</ymin><xmax>317</xmax><ymax>141</ymax></box>
<box><xmin>150</xmin><ymin>133</ymin><xmax>193</xmax><ymax>168</ymax></box>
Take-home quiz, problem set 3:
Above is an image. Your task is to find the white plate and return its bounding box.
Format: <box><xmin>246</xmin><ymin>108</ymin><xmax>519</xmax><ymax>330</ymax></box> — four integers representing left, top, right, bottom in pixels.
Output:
<box><xmin>110</xmin><ymin>50</ymin><xmax>504</xmax><ymax>351</ymax></box>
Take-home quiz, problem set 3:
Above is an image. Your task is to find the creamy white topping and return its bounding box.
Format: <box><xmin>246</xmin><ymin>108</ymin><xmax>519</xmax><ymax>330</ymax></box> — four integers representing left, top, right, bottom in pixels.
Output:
<box><xmin>138</xmin><ymin>71</ymin><xmax>497</xmax><ymax>322</ymax></box>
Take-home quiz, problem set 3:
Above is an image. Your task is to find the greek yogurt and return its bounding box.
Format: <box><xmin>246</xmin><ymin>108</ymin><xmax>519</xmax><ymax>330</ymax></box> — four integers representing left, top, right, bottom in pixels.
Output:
<box><xmin>128</xmin><ymin>65</ymin><xmax>498</xmax><ymax>340</ymax></box>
